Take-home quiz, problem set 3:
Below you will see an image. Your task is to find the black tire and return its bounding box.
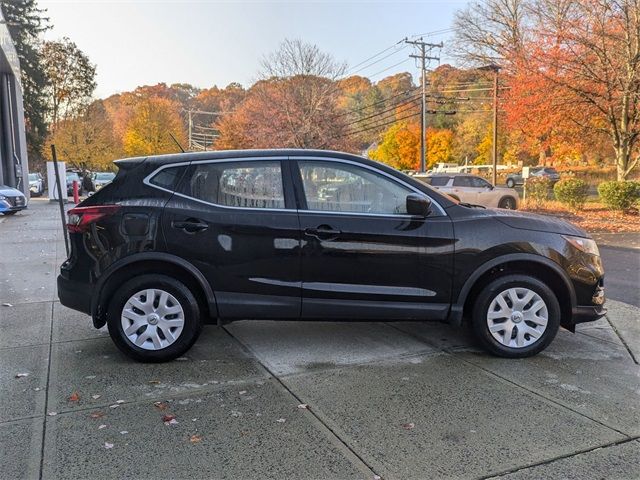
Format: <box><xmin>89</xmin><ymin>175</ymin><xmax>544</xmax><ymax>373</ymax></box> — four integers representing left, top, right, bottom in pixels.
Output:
<box><xmin>499</xmin><ymin>196</ymin><xmax>517</xmax><ymax>209</ymax></box>
<box><xmin>506</xmin><ymin>178</ymin><xmax>516</xmax><ymax>188</ymax></box>
<box><xmin>471</xmin><ymin>274</ymin><xmax>560</xmax><ymax>358</ymax></box>
<box><xmin>2</xmin><ymin>211</ymin><xmax>17</xmax><ymax>216</ymax></box>
<box><xmin>106</xmin><ymin>274</ymin><xmax>203</xmax><ymax>362</ymax></box>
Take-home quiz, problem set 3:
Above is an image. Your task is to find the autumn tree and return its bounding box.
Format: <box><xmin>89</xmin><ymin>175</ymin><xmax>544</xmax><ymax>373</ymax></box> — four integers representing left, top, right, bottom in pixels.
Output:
<box><xmin>453</xmin><ymin>0</ymin><xmax>640</xmax><ymax>179</ymax></box>
<box><xmin>123</xmin><ymin>97</ymin><xmax>186</xmax><ymax>156</ymax></box>
<box><xmin>1</xmin><ymin>0</ymin><xmax>50</xmax><ymax>160</ymax></box>
<box><xmin>45</xmin><ymin>101</ymin><xmax>117</xmax><ymax>171</ymax></box>
<box><xmin>217</xmin><ymin>39</ymin><xmax>354</xmax><ymax>150</ymax></box>
<box><xmin>41</xmin><ymin>37</ymin><xmax>96</xmax><ymax>129</ymax></box>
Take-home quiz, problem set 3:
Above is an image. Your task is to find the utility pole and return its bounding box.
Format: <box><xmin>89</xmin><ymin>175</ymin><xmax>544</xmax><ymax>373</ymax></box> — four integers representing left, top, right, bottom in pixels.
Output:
<box><xmin>406</xmin><ymin>38</ymin><xmax>442</xmax><ymax>172</ymax></box>
<box><xmin>478</xmin><ymin>64</ymin><xmax>501</xmax><ymax>185</ymax></box>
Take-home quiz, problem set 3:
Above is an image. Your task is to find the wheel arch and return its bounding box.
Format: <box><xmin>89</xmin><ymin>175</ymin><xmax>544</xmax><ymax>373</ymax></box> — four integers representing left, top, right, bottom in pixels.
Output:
<box><xmin>449</xmin><ymin>253</ymin><xmax>576</xmax><ymax>328</ymax></box>
<box><xmin>91</xmin><ymin>253</ymin><xmax>218</xmax><ymax>328</ymax></box>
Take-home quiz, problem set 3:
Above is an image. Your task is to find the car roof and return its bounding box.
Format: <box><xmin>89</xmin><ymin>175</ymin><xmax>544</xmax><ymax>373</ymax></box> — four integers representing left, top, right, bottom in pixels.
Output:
<box><xmin>115</xmin><ymin>149</ymin><xmax>369</xmax><ymax>169</ymax></box>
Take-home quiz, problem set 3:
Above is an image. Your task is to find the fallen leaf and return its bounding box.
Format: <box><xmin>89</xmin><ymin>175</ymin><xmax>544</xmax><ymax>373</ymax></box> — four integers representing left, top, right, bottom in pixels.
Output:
<box><xmin>148</xmin><ymin>380</ymin><xmax>161</xmax><ymax>384</ymax></box>
<box><xmin>276</xmin><ymin>418</ymin><xmax>286</xmax><ymax>423</ymax></box>
<box><xmin>85</xmin><ymin>375</ymin><xmax>96</xmax><ymax>379</ymax></box>
<box><xmin>91</xmin><ymin>394</ymin><xmax>101</xmax><ymax>400</ymax></box>
<box><xmin>2</xmin><ymin>303</ymin><xmax>13</xmax><ymax>307</ymax></box>
<box><xmin>154</xmin><ymin>401</ymin><xmax>168</xmax><ymax>411</ymax></box>
<box><xmin>104</xmin><ymin>442</ymin><xmax>114</xmax><ymax>449</ymax></box>
<box><xmin>90</xmin><ymin>411</ymin><xmax>105</xmax><ymax>419</ymax></box>
<box><xmin>120</xmin><ymin>431</ymin><xmax>128</xmax><ymax>435</ymax></box>
<box><xmin>297</xmin><ymin>404</ymin><xmax>308</xmax><ymax>410</ymax></box>
<box><xmin>165</xmin><ymin>419</ymin><xmax>178</xmax><ymax>426</ymax></box>
<box><xmin>98</xmin><ymin>424</ymin><xmax>107</xmax><ymax>430</ymax></box>
<box><xmin>239</xmin><ymin>390</ymin><xmax>247</xmax><ymax>395</ymax></box>
<box><xmin>68</xmin><ymin>392</ymin><xmax>80</xmax><ymax>402</ymax></box>
<box><xmin>402</xmin><ymin>423</ymin><xmax>415</xmax><ymax>430</ymax></box>
<box><xmin>47</xmin><ymin>412</ymin><xmax>57</xmax><ymax>416</ymax></box>
<box><xmin>189</xmin><ymin>434</ymin><xmax>202</xmax><ymax>444</ymax></box>
<box><xmin>115</xmin><ymin>400</ymin><xmax>125</xmax><ymax>404</ymax></box>
<box><xmin>109</xmin><ymin>404</ymin><xmax>120</xmax><ymax>409</ymax></box>
<box><xmin>15</xmin><ymin>373</ymin><xmax>29</xmax><ymax>378</ymax></box>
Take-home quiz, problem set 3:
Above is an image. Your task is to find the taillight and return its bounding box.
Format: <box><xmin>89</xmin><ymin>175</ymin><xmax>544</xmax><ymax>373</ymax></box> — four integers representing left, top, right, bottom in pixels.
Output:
<box><xmin>67</xmin><ymin>205</ymin><xmax>120</xmax><ymax>233</ymax></box>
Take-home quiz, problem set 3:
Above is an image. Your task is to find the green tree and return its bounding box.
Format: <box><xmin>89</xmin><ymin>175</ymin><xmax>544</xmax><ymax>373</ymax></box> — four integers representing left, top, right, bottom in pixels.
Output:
<box><xmin>41</xmin><ymin>37</ymin><xmax>96</xmax><ymax>130</ymax></box>
<box><xmin>0</xmin><ymin>0</ymin><xmax>50</xmax><ymax>160</ymax></box>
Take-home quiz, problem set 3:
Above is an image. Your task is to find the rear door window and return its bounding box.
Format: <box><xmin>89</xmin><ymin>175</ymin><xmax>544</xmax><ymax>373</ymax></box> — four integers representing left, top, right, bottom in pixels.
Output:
<box><xmin>178</xmin><ymin>161</ymin><xmax>285</xmax><ymax>209</ymax></box>
<box><xmin>452</xmin><ymin>176</ymin><xmax>474</xmax><ymax>187</ymax></box>
<box><xmin>429</xmin><ymin>176</ymin><xmax>451</xmax><ymax>187</ymax></box>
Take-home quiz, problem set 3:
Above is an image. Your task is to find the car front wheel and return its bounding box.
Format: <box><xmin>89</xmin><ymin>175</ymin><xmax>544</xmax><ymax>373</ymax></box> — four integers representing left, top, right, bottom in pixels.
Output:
<box><xmin>471</xmin><ymin>274</ymin><xmax>560</xmax><ymax>358</ymax></box>
<box><xmin>499</xmin><ymin>196</ymin><xmax>517</xmax><ymax>209</ymax></box>
<box><xmin>506</xmin><ymin>178</ymin><xmax>516</xmax><ymax>188</ymax></box>
<box><xmin>107</xmin><ymin>274</ymin><xmax>203</xmax><ymax>362</ymax></box>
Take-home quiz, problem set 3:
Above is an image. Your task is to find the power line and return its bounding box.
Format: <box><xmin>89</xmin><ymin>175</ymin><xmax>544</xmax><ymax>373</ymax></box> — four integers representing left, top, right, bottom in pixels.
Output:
<box><xmin>343</xmin><ymin>38</ymin><xmax>407</xmax><ymax>75</ymax></box>
<box><xmin>341</xmin><ymin>95</ymin><xmax>421</xmax><ymax>128</ymax></box>
<box><xmin>347</xmin><ymin>44</ymin><xmax>409</xmax><ymax>77</ymax></box>
<box><xmin>333</xmin><ymin>86</ymin><xmax>421</xmax><ymax>119</ymax></box>
<box><xmin>367</xmin><ymin>58</ymin><xmax>413</xmax><ymax>81</ymax></box>
<box><xmin>335</xmin><ymin>111</ymin><xmax>422</xmax><ymax>138</ymax></box>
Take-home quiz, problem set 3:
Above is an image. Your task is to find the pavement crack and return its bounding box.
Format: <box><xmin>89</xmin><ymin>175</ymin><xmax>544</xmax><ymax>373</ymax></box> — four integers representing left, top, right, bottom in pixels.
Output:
<box><xmin>38</xmin><ymin>300</ymin><xmax>55</xmax><ymax>480</ymax></box>
<box><xmin>480</xmin><ymin>436</ymin><xmax>640</xmax><ymax>479</ymax></box>
<box><xmin>605</xmin><ymin>313</ymin><xmax>639</xmax><ymax>365</ymax></box>
<box><xmin>221</xmin><ymin>325</ymin><xmax>381</xmax><ymax>480</ymax></box>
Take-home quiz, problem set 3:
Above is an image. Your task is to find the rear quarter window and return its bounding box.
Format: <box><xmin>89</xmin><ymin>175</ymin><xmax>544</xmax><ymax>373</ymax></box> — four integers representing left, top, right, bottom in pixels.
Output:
<box><xmin>148</xmin><ymin>166</ymin><xmax>186</xmax><ymax>191</ymax></box>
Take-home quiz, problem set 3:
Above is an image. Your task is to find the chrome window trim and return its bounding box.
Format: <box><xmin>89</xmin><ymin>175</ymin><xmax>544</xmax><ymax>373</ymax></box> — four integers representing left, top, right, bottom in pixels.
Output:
<box><xmin>142</xmin><ymin>155</ymin><xmax>446</xmax><ymax>217</ymax></box>
<box><xmin>143</xmin><ymin>157</ymin><xmax>296</xmax><ymax>213</ymax></box>
<box><xmin>291</xmin><ymin>156</ymin><xmax>447</xmax><ymax>217</ymax></box>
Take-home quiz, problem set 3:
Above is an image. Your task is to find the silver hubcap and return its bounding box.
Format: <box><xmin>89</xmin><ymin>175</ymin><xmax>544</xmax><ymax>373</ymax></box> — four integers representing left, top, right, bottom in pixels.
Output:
<box><xmin>487</xmin><ymin>288</ymin><xmax>548</xmax><ymax>348</ymax></box>
<box><xmin>121</xmin><ymin>289</ymin><xmax>185</xmax><ymax>351</ymax></box>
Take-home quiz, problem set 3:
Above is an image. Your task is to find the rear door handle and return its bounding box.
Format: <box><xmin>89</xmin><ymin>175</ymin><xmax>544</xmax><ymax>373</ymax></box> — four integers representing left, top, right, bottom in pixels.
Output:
<box><xmin>304</xmin><ymin>225</ymin><xmax>341</xmax><ymax>240</ymax></box>
<box><xmin>172</xmin><ymin>219</ymin><xmax>209</xmax><ymax>233</ymax></box>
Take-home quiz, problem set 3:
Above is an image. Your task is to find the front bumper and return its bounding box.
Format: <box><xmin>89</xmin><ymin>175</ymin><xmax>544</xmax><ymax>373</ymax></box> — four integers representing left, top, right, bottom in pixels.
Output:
<box><xmin>572</xmin><ymin>304</ymin><xmax>607</xmax><ymax>324</ymax></box>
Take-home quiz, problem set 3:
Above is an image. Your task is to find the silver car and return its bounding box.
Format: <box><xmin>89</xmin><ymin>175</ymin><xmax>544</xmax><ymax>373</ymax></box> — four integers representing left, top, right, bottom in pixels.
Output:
<box><xmin>419</xmin><ymin>174</ymin><xmax>519</xmax><ymax>209</ymax></box>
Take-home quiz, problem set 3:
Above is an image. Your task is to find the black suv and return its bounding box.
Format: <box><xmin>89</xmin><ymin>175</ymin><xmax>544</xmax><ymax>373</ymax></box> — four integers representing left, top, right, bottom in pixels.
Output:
<box><xmin>58</xmin><ymin>150</ymin><xmax>605</xmax><ymax>362</ymax></box>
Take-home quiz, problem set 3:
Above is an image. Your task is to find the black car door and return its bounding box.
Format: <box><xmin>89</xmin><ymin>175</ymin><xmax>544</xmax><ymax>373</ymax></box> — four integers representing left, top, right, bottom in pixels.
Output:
<box><xmin>159</xmin><ymin>157</ymin><xmax>301</xmax><ymax>320</ymax></box>
<box><xmin>291</xmin><ymin>157</ymin><xmax>454</xmax><ymax>320</ymax></box>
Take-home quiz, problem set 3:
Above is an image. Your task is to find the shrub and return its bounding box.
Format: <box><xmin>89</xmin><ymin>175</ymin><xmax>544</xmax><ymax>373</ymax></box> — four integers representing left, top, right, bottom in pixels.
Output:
<box><xmin>597</xmin><ymin>181</ymin><xmax>640</xmax><ymax>211</ymax></box>
<box><xmin>554</xmin><ymin>178</ymin><xmax>589</xmax><ymax>210</ymax></box>
<box><xmin>525</xmin><ymin>177</ymin><xmax>552</xmax><ymax>208</ymax></box>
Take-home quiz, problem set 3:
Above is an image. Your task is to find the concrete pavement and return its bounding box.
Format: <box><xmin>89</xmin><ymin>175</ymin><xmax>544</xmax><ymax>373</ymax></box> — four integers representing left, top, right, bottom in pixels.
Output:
<box><xmin>1</xmin><ymin>200</ymin><xmax>639</xmax><ymax>480</ymax></box>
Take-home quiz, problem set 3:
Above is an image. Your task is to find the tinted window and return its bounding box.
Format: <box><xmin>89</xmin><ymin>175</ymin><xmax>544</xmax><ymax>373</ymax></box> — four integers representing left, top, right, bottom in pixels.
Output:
<box><xmin>452</xmin><ymin>176</ymin><xmax>474</xmax><ymax>187</ymax></box>
<box><xmin>179</xmin><ymin>161</ymin><xmax>285</xmax><ymax>209</ymax></box>
<box><xmin>471</xmin><ymin>177</ymin><xmax>491</xmax><ymax>188</ymax></box>
<box><xmin>149</xmin><ymin>166</ymin><xmax>184</xmax><ymax>191</ymax></box>
<box><xmin>298</xmin><ymin>161</ymin><xmax>411</xmax><ymax>215</ymax></box>
<box><xmin>429</xmin><ymin>176</ymin><xmax>451</xmax><ymax>187</ymax></box>
<box><xmin>96</xmin><ymin>172</ymin><xmax>115</xmax><ymax>181</ymax></box>
<box><xmin>29</xmin><ymin>173</ymin><xmax>38</xmax><ymax>181</ymax></box>
<box><xmin>544</xmin><ymin>168</ymin><xmax>558</xmax><ymax>174</ymax></box>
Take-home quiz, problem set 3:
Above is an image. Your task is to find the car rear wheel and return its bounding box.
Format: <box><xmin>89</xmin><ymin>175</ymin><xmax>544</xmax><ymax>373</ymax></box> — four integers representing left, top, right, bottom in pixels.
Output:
<box><xmin>107</xmin><ymin>274</ymin><xmax>202</xmax><ymax>362</ymax></box>
<box><xmin>471</xmin><ymin>274</ymin><xmax>560</xmax><ymax>358</ymax></box>
<box><xmin>506</xmin><ymin>178</ymin><xmax>516</xmax><ymax>188</ymax></box>
<box><xmin>499</xmin><ymin>196</ymin><xmax>517</xmax><ymax>209</ymax></box>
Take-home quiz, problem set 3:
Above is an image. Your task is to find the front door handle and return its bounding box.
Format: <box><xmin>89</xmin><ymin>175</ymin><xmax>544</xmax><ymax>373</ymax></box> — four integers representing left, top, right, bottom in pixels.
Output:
<box><xmin>304</xmin><ymin>225</ymin><xmax>341</xmax><ymax>241</ymax></box>
<box><xmin>172</xmin><ymin>218</ymin><xmax>209</xmax><ymax>233</ymax></box>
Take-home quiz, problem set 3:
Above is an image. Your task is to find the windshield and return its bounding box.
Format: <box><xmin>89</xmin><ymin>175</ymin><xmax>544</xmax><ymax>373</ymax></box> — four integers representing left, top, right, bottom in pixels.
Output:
<box><xmin>96</xmin><ymin>172</ymin><xmax>115</xmax><ymax>181</ymax></box>
<box><xmin>66</xmin><ymin>173</ymin><xmax>80</xmax><ymax>181</ymax></box>
<box><xmin>28</xmin><ymin>173</ymin><xmax>38</xmax><ymax>181</ymax></box>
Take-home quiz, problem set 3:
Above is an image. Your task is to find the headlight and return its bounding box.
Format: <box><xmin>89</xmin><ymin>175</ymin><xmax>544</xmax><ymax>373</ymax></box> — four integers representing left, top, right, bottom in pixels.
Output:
<box><xmin>563</xmin><ymin>235</ymin><xmax>600</xmax><ymax>256</ymax></box>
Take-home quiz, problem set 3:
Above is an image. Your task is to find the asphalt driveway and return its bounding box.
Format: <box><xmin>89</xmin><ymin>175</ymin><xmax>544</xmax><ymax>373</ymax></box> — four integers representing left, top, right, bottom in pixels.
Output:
<box><xmin>1</xmin><ymin>200</ymin><xmax>639</xmax><ymax>480</ymax></box>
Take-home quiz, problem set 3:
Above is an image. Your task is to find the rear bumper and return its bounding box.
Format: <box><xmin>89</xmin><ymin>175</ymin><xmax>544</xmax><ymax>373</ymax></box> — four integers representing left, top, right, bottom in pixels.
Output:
<box><xmin>57</xmin><ymin>274</ymin><xmax>92</xmax><ymax>315</ymax></box>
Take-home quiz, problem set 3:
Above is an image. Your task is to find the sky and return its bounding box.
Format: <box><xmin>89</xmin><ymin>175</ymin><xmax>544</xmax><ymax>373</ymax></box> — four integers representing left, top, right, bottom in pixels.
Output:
<box><xmin>39</xmin><ymin>0</ymin><xmax>467</xmax><ymax>99</ymax></box>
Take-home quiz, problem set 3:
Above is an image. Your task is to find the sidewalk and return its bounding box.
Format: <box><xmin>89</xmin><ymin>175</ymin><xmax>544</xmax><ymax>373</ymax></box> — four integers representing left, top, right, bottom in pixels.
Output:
<box><xmin>1</xmin><ymin>200</ymin><xmax>639</xmax><ymax>480</ymax></box>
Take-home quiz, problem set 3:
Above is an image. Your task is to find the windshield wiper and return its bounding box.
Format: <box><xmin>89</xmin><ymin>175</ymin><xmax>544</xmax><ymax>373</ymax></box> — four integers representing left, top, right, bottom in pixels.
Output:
<box><xmin>459</xmin><ymin>202</ymin><xmax>486</xmax><ymax>209</ymax></box>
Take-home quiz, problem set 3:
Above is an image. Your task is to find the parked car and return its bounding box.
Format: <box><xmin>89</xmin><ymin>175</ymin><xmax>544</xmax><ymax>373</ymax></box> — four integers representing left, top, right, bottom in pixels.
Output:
<box><xmin>0</xmin><ymin>184</ymin><xmax>28</xmax><ymax>215</ymax></box>
<box><xmin>58</xmin><ymin>150</ymin><xmax>605</xmax><ymax>362</ymax></box>
<box><xmin>418</xmin><ymin>174</ymin><xmax>519</xmax><ymax>209</ymax></box>
<box><xmin>506</xmin><ymin>167</ymin><xmax>560</xmax><ymax>188</ymax></box>
<box><xmin>28</xmin><ymin>172</ymin><xmax>45</xmax><ymax>196</ymax></box>
<box><xmin>92</xmin><ymin>171</ymin><xmax>116</xmax><ymax>191</ymax></box>
<box><xmin>66</xmin><ymin>171</ymin><xmax>84</xmax><ymax>196</ymax></box>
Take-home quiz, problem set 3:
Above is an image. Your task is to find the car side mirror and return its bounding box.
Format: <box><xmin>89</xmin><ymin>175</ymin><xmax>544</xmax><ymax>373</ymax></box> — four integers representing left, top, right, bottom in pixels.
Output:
<box><xmin>406</xmin><ymin>194</ymin><xmax>432</xmax><ymax>217</ymax></box>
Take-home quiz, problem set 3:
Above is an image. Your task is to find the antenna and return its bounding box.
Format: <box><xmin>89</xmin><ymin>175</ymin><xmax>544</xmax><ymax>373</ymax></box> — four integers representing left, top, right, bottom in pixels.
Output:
<box><xmin>169</xmin><ymin>133</ymin><xmax>185</xmax><ymax>153</ymax></box>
